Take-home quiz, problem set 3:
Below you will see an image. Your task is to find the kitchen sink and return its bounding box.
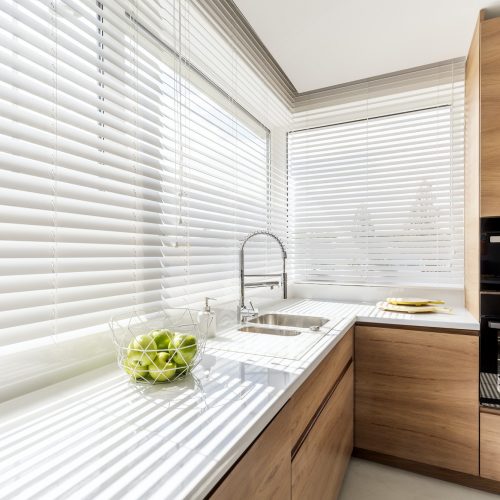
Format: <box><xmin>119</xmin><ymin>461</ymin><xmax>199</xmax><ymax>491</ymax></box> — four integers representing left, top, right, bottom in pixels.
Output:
<box><xmin>248</xmin><ymin>313</ymin><xmax>329</xmax><ymax>329</ymax></box>
<box><xmin>238</xmin><ymin>325</ymin><xmax>301</xmax><ymax>336</ymax></box>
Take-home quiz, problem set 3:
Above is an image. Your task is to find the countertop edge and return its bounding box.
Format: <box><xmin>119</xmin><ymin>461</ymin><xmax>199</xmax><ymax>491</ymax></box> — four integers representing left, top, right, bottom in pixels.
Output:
<box><xmin>355</xmin><ymin>315</ymin><xmax>480</xmax><ymax>331</ymax></box>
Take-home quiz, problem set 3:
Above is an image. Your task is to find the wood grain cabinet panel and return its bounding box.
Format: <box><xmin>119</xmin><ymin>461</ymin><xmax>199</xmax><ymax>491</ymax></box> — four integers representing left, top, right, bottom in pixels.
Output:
<box><xmin>465</xmin><ymin>13</ymin><xmax>481</xmax><ymax>320</ymax></box>
<box><xmin>292</xmin><ymin>364</ymin><xmax>353</xmax><ymax>500</ymax></box>
<box><xmin>480</xmin><ymin>410</ymin><xmax>500</xmax><ymax>481</ymax></box>
<box><xmin>210</xmin><ymin>404</ymin><xmax>291</xmax><ymax>500</ymax></box>
<box><xmin>481</xmin><ymin>17</ymin><xmax>500</xmax><ymax>217</ymax></box>
<box><xmin>465</xmin><ymin>13</ymin><xmax>500</xmax><ymax>315</ymax></box>
<box><xmin>354</xmin><ymin>325</ymin><xmax>479</xmax><ymax>475</ymax></box>
<box><xmin>289</xmin><ymin>328</ymin><xmax>353</xmax><ymax>444</ymax></box>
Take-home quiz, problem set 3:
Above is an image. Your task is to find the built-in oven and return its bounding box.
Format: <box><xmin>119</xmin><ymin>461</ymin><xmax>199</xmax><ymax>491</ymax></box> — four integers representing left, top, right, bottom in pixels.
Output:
<box><xmin>480</xmin><ymin>316</ymin><xmax>500</xmax><ymax>405</ymax></box>
<box><xmin>480</xmin><ymin>218</ymin><xmax>500</xmax><ymax>406</ymax></box>
<box><xmin>480</xmin><ymin>218</ymin><xmax>500</xmax><ymax>290</ymax></box>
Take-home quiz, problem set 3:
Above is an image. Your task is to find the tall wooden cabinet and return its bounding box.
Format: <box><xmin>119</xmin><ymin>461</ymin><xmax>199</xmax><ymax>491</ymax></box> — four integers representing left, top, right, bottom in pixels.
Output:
<box><xmin>480</xmin><ymin>18</ymin><xmax>500</xmax><ymax>217</ymax></box>
<box><xmin>465</xmin><ymin>12</ymin><xmax>500</xmax><ymax>319</ymax></box>
<box><xmin>465</xmin><ymin>11</ymin><xmax>500</xmax><ymax>486</ymax></box>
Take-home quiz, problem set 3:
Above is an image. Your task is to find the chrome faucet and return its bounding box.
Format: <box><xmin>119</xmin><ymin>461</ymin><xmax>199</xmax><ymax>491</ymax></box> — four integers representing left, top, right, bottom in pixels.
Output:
<box><xmin>239</xmin><ymin>230</ymin><xmax>287</xmax><ymax>322</ymax></box>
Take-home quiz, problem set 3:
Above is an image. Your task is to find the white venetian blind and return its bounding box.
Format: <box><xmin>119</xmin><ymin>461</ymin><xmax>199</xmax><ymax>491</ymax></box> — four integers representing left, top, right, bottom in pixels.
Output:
<box><xmin>0</xmin><ymin>0</ymin><xmax>289</xmax><ymax>366</ymax></box>
<box><xmin>128</xmin><ymin>1</ymin><xmax>285</xmax><ymax>308</ymax></box>
<box><xmin>289</xmin><ymin>62</ymin><xmax>464</xmax><ymax>286</ymax></box>
<box><xmin>0</xmin><ymin>0</ymin><xmax>165</xmax><ymax>348</ymax></box>
<box><xmin>158</xmin><ymin>64</ymin><xmax>275</xmax><ymax>307</ymax></box>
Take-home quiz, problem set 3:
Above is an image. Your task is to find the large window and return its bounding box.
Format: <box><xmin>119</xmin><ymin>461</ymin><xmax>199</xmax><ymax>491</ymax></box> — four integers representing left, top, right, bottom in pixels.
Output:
<box><xmin>289</xmin><ymin>105</ymin><xmax>464</xmax><ymax>286</ymax></box>
<box><xmin>0</xmin><ymin>0</ymin><xmax>287</xmax><ymax>397</ymax></box>
<box><xmin>0</xmin><ymin>0</ymin><xmax>275</xmax><ymax>343</ymax></box>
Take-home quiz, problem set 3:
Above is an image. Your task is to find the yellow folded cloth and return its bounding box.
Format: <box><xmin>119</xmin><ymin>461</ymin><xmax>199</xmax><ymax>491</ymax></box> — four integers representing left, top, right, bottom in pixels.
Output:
<box><xmin>378</xmin><ymin>301</ymin><xmax>452</xmax><ymax>314</ymax></box>
<box><xmin>386</xmin><ymin>297</ymin><xmax>445</xmax><ymax>306</ymax></box>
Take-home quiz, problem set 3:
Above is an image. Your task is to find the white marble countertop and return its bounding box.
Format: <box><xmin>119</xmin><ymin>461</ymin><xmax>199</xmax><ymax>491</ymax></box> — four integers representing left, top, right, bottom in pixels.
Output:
<box><xmin>0</xmin><ymin>299</ymin><xmax>479</xmax><ymax>500</ymax></box>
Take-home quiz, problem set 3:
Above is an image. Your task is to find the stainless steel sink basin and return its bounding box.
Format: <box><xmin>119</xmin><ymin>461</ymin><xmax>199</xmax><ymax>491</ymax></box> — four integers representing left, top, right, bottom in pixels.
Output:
<box><xmin>239</xmin><ymin>325</ymin><xmax>301</xmax><ymax>336</ymax></box>
<box><xmin>248</xmin><ymin>313</ymin><xmax>329</xmax><ymax>329</ymax></box>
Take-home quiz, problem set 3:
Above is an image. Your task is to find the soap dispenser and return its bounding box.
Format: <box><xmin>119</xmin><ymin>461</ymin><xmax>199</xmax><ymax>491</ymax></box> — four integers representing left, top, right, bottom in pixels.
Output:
<box><xmin>198</xmin><ymin>297</ymin><xmax>216</xmax><ymax>338</ymax></box>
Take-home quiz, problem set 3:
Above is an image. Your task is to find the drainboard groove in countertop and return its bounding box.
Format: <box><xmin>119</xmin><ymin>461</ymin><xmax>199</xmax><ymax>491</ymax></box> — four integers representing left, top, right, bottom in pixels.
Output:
<box><xmin>208</xmin><ymin>326</ymin><xmax>337</xmax><ymax>360</ymax></box>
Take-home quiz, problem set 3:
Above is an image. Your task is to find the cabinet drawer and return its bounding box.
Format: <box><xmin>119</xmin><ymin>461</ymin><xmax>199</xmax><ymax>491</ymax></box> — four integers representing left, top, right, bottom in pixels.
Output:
<box><xmin>289</xmin><ymin>328</ymin><xmax>353</xmax><ymax>445</ymax></box>
<box><xmin>292</xmin><ymin>364</ymin><xmax>353</xmax><ymax>500</ymax></box>
<box><xmin>481</xmin><ymin>410</ymin><xmax>500</xmax><ymax>481</ymax></box>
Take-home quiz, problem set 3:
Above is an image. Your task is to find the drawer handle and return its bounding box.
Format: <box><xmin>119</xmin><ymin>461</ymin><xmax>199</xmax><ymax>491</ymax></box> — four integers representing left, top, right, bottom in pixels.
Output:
<box><xmin>488</xmin><ymin>321</ymin><xmax>500</xmax><ymax>329</ymax></box>
<box><xmin>489</xmin><ymin>236</ymin><xmax>500</xmax><ymax>243</ymax></box>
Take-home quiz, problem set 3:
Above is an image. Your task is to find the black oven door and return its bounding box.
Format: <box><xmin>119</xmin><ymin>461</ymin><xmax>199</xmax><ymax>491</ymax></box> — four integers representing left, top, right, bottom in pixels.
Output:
<box><xmin>480</xmin><ymin>219</ymin><xmax>500</xmax><ymax>290</ymax></box>
<box><xmin>480</xmin><ymin>317</ymin><xmax>500</xmax><ymax>405</ymax></box>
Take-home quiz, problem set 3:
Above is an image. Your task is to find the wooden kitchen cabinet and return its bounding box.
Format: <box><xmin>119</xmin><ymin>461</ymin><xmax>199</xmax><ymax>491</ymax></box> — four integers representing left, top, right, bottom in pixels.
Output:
<box><xmin>465</xmin><ymin>12</ymin><xmax>500</xmax><ymax>219</ymax></box>
<box><xmin>354</xmin><ymin>324</ymin><xmax>479</xmax><ymax>475</ymax></box>
<box><xmin>480</xmin><ymin>16</ymin><xmax>500</xmax><ymax>217</ymax></box>
<box><xmin>480</xmin><ymin>409</ymin><xmax>500</xmax><ymax>481</ymax></box>
<box><xmin>465</xmin><ymin>12</ymin><xmax>500</xmax><ymax>319</ymax></box>
<box><xmin>210</xmin><ymin>330</ymin><xmax>354</xmax><ymax>500</ymax></box>
<box><xmin>292</xmin><ymin>364</ymin><xmax>353</xmax><ymax>500</ymax></box>
<box><xmin>210</xmin><ymin>403</ymin><xmax>291</xmax><ymax>500</ymax></box>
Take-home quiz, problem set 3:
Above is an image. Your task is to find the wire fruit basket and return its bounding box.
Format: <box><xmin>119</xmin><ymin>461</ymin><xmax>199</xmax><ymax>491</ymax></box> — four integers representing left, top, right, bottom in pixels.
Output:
<box><xmin>110</xmin><ymin>308</ymin><xmax>207</xmax><ymax>384</ymax></box>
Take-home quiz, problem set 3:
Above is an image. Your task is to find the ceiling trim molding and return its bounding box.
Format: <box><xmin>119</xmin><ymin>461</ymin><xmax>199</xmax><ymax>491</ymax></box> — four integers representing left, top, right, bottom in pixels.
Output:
<box><xmin>293</xmin><ymin>57</ymin><xmax>467</xmax><ymax>105</ymax></box>
<box><xmin>202</xmin><ymin>1</ymin><xmax>468</xmax><ymax>109</ymax></box>
<box><xmin>200</xmin><ymin>0</ymin><xmax>297</xmax><ymax>105</ymax></box>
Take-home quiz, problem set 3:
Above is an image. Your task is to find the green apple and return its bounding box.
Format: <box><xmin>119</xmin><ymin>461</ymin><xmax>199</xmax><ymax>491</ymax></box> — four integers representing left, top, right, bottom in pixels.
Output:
<box><xmin>173</xmin><ymin>334</ymin><xmax>197</xmax><ymax>349</ymax></box>
<box><xmin>172</xmin><ymin>334</ymin><xmax>197</xmax><ymax>365</ymax></box>
<box><xmin>151</xmin><ymin>330</ymin><xmax>174</xmax><ymax>351</ymax></box>
<box><xmin>127</xmin><ymin>349</ymin><xmax>151</xmax><ymax>367</ymax></box>
<box><xmin>152</xmin><ymin>351</ymin><xmax>169</xmax><ymax>367</ymax></box>
<box><xmin>127</xmin><ymin>334</ymin><xmax>157</xmax><ymax>364</ymax></box>
<box><xmin>130</xmin><ymin>334</ymin><xmax>157</xmax><ymax>352</ymax></box>
<box><xmin>149</xmin><ymin>352</ymin><xmax>177</xmax><ymax>382</ymax></box>
<box><xmin>123</xmin><ymin>358</ymin><xmax>149</xmax><ymax>380</ymax></box>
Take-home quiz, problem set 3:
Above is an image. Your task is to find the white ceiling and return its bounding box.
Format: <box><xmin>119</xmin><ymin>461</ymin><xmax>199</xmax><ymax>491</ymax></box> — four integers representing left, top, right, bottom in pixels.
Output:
<box><xmin>234</xmin><ymin>0</ymin><xmax>500</xmax><ymax>93</ymax></box>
